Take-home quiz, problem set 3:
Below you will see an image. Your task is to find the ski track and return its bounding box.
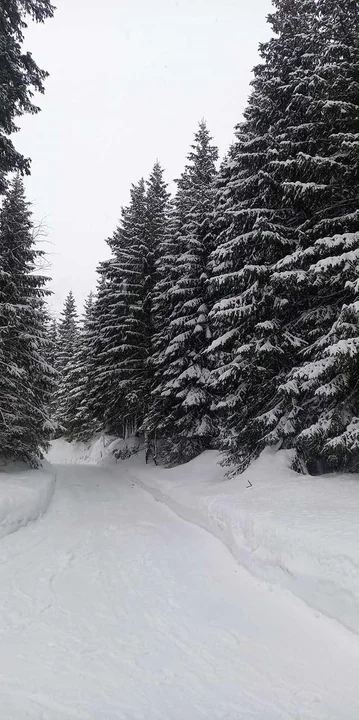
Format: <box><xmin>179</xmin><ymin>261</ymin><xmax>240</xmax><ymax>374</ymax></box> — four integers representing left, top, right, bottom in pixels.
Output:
<box><xmin>0</xmin><ymin>464</ymin><xmax>358</xmax><ymax>719</ymax></box>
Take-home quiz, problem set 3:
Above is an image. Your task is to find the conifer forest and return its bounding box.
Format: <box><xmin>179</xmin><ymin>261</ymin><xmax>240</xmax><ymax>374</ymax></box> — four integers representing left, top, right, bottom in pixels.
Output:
<box><xmin>4</xmin><ymin>3</ymin><xmax>359</xmax><ymax>716</ymax></box>
<box><xmin>3</xmin><ymin>0</ymin><xmax>359</xmax><ymax>476</ymax></box>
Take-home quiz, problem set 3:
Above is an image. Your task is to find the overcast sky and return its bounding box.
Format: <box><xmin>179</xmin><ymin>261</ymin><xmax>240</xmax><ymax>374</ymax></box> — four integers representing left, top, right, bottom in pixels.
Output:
<box><xmin>17</xmin><ymin>0</ymin><xmax>272</xmax><ymax>315</ymax></box>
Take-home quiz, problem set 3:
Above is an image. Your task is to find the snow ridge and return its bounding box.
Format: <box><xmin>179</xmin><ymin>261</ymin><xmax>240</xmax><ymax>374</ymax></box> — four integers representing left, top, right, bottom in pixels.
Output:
<box><xmin>0</xmin><ymin>461</ymin><xmax>56</xmax><ymax>539</ymax></box>
<box><xmin>130</xmin><ymin>450</ymin><xmax>359</xmax><ymax>638</ymax></box>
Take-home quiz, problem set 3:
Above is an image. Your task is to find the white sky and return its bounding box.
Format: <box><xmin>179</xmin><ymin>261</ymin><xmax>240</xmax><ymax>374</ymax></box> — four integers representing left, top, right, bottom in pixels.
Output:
<box><xmin>17</xmin><ymin>0</ymin><xmax>272</xmax><ymax>315</ymax></box>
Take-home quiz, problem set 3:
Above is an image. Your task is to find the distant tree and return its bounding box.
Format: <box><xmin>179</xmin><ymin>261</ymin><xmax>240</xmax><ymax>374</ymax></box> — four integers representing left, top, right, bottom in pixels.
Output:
<box><xmin>61</xmin><ymin>292</ymin><xmax>98</xmax><ymax>442</ymax></box>
<box><xmin>0</xmin><ymin>175</ymin><xmax>54</xmax><ymax>463</ymax></box>
<box><xmin>53</xmin><ymin>291</ymin><xmax>79</xmax><ymax>435</ymax></box>
<box><xmin>0</xmin><ymin>0</ymin><xmax>55</xmax><ymax>192</ymax></box>
<box><xmin>44</xmin><ymin>316</ymin><xmax>58</xmax><ymax>422</ymax></box>
<box><xmin>85</xmin><ymin>272</ymin><xmax>118</xmax><ymax>434</ymax></box>
<box><xmin>88</xmin><ymin>168</ymin><xmax>170</xmax><ymax>442</ymax></box>
<box><xmin>89</xmin><ymin>181</ymin><xmax>148</xmax><ymax>437</ymax></box>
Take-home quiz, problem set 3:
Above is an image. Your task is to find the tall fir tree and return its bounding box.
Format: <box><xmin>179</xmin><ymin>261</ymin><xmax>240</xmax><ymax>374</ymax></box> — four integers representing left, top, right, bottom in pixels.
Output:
<box><xmin>142</xmin><ymin>162</ymin><xmax>170</xmax><ymax>450</ymax></box>
<box><xmin>0</xmin><ymin>0</ymin><xmax>55</xmax><ymax>192</ymax></box>
<box><xmin>146</xmin><ymin>198</ymin><xmax>182</xmax><ymax>447</ymax></box>
<box><xmin>61</xmin><ymin>292</ymin><xmax>97</xmax><ymax>442</ymax></box>
<box><xmin>89</xmin><ymin>180</ymin><xmax>148</xmax><ymax>436</ymax></box>
<box><xmin>44</xmin><ymin>316</ymin><xmax>58</xmax><ymax>422</ymax></box>
<box><xmin>0</xmin><ymin>175</ymin><xmax>54</xmax><ymax>463</ymax></box>
<box><xmin>88</xmin><ymin>167</ymin><xmax>170</xmax><ymax>440</ymax></box>
<box><xmin>265</xmin><ymin>0</ymin><xmax>359</xmax><ymax>472</ymax></box>
<box><xmin>49</xmin><ymin>0</ymin><xmax>359</xmax><ymax>478</ymax></box>
<box><xmin>208</xmin><ymin>0</ymin><xmax>320</xmax><ymax>471</ymax></box>
<box><xmin>152</xmin><ymin>121</ymin><xmax>218</xmax><ymax>464</ymax></box>
<box><xmin>53</xmin><ymin>291</ymin><xmax>79</xmax><ymax>435</ymax></box>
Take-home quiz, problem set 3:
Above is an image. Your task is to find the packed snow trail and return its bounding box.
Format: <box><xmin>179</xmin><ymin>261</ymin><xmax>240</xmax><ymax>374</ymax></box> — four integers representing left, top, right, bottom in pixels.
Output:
<box><xmin>0</xmin><ymin>466</ymin><xmax>359</xmax><ymax>719</ymax></box>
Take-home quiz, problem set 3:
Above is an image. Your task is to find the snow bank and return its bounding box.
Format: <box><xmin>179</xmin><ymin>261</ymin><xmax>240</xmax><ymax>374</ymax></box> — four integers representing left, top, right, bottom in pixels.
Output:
<box><xmin>49</xmin><ymin>437</ymin><xmax>359</xmax><ymax>636</ymax></box>
<box><xmin>130</xmin><ymin>450</ymin><xmax>359</xmax><ymax>637</ymax></box>
<box><xmin>0</xmin><ymin>460</ymin><xmax>55</xmax><ymax>539</ymax></box>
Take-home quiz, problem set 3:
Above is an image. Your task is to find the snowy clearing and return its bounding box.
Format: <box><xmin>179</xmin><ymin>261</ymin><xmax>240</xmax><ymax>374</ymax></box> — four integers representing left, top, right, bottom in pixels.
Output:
<box><xmin>1</xmin><ymin>458</ymin><xmax>359</xmax><ymax>718</ymax></box>
<box><xmin>0</xmin><ymin>461</ymin><xmax>55</xmax><ymax>540</ymax></box>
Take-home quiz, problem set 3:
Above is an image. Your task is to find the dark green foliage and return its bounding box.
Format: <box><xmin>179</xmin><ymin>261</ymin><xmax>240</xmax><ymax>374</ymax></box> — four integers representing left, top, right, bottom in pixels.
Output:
<box><xmin>267</xmin><ymin>0</ymin><xmax>359</xmax><ymax>472</ymax></box>
<box><xmin>53</xmin><ymin>0</ymin><xmax>359</xmax><ymax>477</ymax></box>
<box><xmin>62</xmin><ymin>292</ymin><xmax>98</xmax><ymax>442</ymax></box>
<box><xmin>89</xmin><ymin>170</ymin><xmax>170</xmax><ymax>438</ymax></box>
<box><xmin>209</xmin><ymin>0</ymin><xmax>359</xmax><ymax>474</ymax></box>
<box><xmin>150</xmin><ymin>121</ymin><xmax>218</xmax><ymax>464</ymax></box>
<box><xmin>145</xmin><ymin>198</ymin><xmax>181</xmax><ymax>447</ymax></box>
<box><xmin>95</xmin><ymin>180</ymin><xmax>148</xmax><ymax>436</ymax></box>
<box><xmin>0</xmin><ymin>0</ymin><xmax>55</xmax><ymax>191</ymax></box>
<box><xmin>45</xmin><ymin>318</ymin><xmax>58</xmax><ymax>370</ymax></box>
<box><xmin>53</xmin><ymin>291</ymin><xmax>79</xmax><ymax>435</ymax></box>
<box><xmin>0</xmin><ymin>175</ymin><xmax>54</xmax><ymax>464</ymax></box>
<box><xmin>209</xmin><ymin>0</ymin><xmax>318</xmax><ymax>471</ymax></box>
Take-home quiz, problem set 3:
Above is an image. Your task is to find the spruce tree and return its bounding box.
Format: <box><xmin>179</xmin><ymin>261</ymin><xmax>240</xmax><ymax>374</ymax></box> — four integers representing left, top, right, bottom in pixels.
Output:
<box><xmin>210</xmin><ymin>0</ymin><xmax>359</xmax><ymax>474</ymax></box>
<box><xmin>53</xmin><ymin>291</ymin><xmax>79</xmax><ymax>435</ymax></box>
<box><xmin>61</xmin><ymin>292</ymin><xmax>97</xmax><ymax>442</ymax></box>
<box><xmin>85</xmin><ymin>272</ymin><xmax>117</xmax><ymax>433</ymax></box>
<box><xmin>0</xmin><ymin>0</ymin><xmax>55</xmax><ymax>191</ymax></box>
<box><xmin>155</xmin><ymin>121</ymin><xmax>218</xmax><ymax>464</ymax></box>
<box><xmin>146</xmin><ymin>199</ymin><xmax>181</xmax><ymax>448</ymax></box>
<box><xmin>266</xmin><ymin>0</ymin><xmax>359</xmax><ymax>472</ymax></box>
<box><xmin>89</xmin><ymin>167</ymin><xmax>170</xmax><ymax>441</ymax></box>
<box><xmin>0</xmin><ymin>175</ymin><xmax>54</xmax><ymax>463</ymax></box>
<box><xmin>141</xmin><ymin>162</ymin><xmax>170</xmax><ymax>450</ymax></box>
<box><xmin>46</xmin><ymin>318</ymin><xmax>58</xmax><ymax>370</ymax></box>
<box><xmin>44</xmin><ymin>316</ymin><xmax>58</xmax><ymax>424</ymax></box>
<box><xmin>208</xmin><ymin>0</ymin><xmax>320</xmax><ymax>470</ymax></box>
<box><xmin>89</xmin><ymin>181</ymin><xmax>148</xmax><ymax>436</ymax></box>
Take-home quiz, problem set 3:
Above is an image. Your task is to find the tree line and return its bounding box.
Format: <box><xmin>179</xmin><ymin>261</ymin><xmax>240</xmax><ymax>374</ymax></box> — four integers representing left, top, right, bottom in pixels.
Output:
<box><xmin>0</xmin><ymin>0</ymin><xmax>55</xmax><ymax>465</ymax></box>
<box><xmin>3</xmin><ymin>0</ymin><xmax>359</xmax><ymax>476</ymax></box>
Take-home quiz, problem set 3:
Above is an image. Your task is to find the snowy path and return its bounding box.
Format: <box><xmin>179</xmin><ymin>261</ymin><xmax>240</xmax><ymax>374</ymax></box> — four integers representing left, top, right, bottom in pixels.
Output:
<box><xmin>0</xmin><ymin>466</ymin><xmax>359</xmax><ymax>719</ymax></box>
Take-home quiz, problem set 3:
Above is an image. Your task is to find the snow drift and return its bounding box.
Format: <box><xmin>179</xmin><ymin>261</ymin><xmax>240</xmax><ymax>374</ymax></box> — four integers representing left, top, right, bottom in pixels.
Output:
<box><xmin>133</xmin><ymin>449</ymin><xmax>359</xmax><ymax>637</ymax></box>
<box><xmin>0</xmin><ymin>461</ymin><xmax>55</xmax><ymax>539</ymax></box>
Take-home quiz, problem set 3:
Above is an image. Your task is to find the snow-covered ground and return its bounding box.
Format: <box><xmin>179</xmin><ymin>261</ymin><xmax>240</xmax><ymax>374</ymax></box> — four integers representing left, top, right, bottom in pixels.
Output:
<box><xmin>1</xmin><ymin>439</ymin><xmax>359</xmax><ymax>717</ymax></box>
<box><xmin>48</xmin><ymin>438</ymin><xmax>359</xmax><ymax>636</ymax></box>
<box><xmin>128</xmin><ymin>447</ymin><xmax>359</xmax><ymax>637</ymax></box>
<box><xmin>0</xmin><ymin>460</ymin><xmax>55</xmax><ymax>540</ymax></box>
<box><xmin>1</xmin><ymin>457</ymin><xmax>359</xmax><ymax>718</ymax></box>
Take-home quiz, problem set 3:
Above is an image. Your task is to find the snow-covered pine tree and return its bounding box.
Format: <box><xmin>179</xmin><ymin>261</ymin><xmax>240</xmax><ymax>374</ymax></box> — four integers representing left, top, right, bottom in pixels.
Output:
<box><xmin>61</xmin><ymin>292</ymin><xmax>97</xmax><ymax>442</ymax></box>
<box><xmin>44</xmin><ymin>316</ymin><xmax>58</xmax><ymax>423</ymax></box>
<box><xmin>141</xmin><ymin>162</ymin><xmax>170</xmax><ymax>451</ymax></box>
<box><xmin>155</xmin><ymin>121</ymin><xmax>218</xmax><ymax>464</ymax></box>
<box><xmin>85</xmin><ymin>271</ymin><xmax>117</xmax><ymax>433</ymax></box>
<box><xmin>89</xmin><ymin>180</ymin><xmax>148</xmax><ymax>437</ymax></box>
<box><xmin>208</xmin><ymin>0</ymin><xmax>319</xmax><ymax>471</ymax></box>
<box><xmin>266</xmin><ymin>0</ymin><xmax>359</xmax><ymax>473</ymax></box>
<box><xmin>146</xmin><ymin>198</ymin><xmax>182</xmax><ymax>449</ymax></box>
<box><xmin>46</xmin><ymin>318</ymin><xmax>58</xmax><ymax>370</ymax></box>
<box><xmin>89</xmin><ymin>168</ymin><xmax>170</xmax><ymax>442</ymax></box>
<box><xmin>53</xmin><ymin>290</ymin><xmax>79</xmax><ymax>436</ymax></box>
<box><xmin>0</xmin><ymin>175</ymin><xmax>54</xmax><ymax>464</ymax></box>
<box><xmin>0</xmin><ymin>0</ymin><xmax>55</xmax><ymax>192</ymax></box>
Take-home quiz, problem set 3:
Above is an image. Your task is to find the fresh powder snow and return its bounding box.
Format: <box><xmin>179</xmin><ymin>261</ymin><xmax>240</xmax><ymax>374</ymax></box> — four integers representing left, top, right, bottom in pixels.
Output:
<box><xmin>0</xmin><ymin>440</ymin><xmax>358</xmax><ymax>718</ymax></box>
